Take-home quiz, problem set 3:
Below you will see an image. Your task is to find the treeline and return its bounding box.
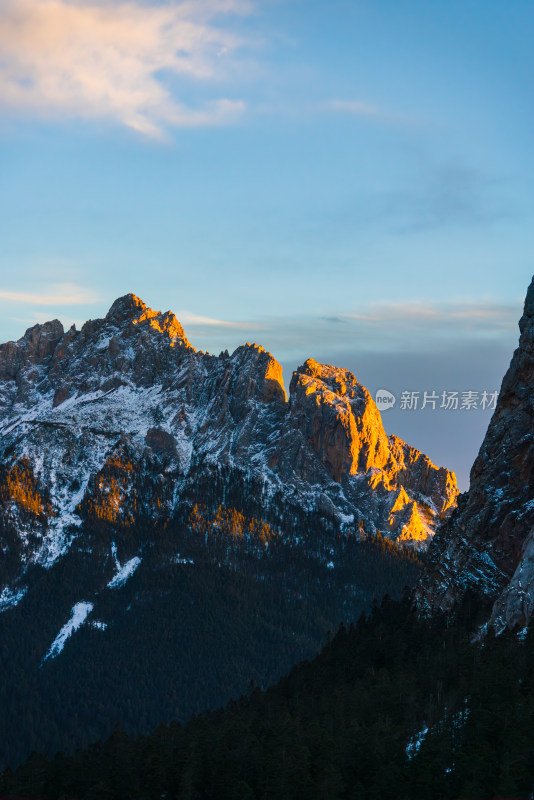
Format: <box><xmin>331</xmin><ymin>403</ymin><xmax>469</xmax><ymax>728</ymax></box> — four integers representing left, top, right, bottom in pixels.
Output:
<box><xmin>3</xmin><ymin>595</ymin><xmax>534</xmax><ymax>799</ymax></box>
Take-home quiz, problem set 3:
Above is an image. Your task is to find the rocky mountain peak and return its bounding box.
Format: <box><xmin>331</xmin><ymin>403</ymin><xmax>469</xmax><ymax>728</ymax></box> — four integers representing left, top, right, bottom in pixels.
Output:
<box><xmin>288</xmin><ymin>359</ymin><xmax>390</xmax><ymax>480</ymax></box>
<box><xmin>104</xmin><ymin>294</ymin><xmax>192</xmax><ymax>347</ymax></box>
<box><xmin>286</xmin><ymin>359</ymin><xmax>458</xmax><ymax>534</ymax></box>
<box><xmin>25</xmin><ymin>319</ymin><xmax>65</xmax><ymax>343</ymax></box>
<box><xmin>294</xmin><ymin>358</ymin><xmax>367</xmax><ymax>399</ymax></box>
<box><xmin>0</xmin><ymin>319</ymin><xmax>64</xmax><ymax>382</ymax></box>
<box><xmin>231</xmin><ymin>343</ymin><xmax>287</xmax><ymax>404</ymax></box>
<box><xmin>105</xmin><ymin>293</ymin><xmax>147</xmax><ymax>323</ymax></box>
<box><xmin>415</xmin><ymin>275</ymin><xmax>534</xmax><ymax>632</ymax></box>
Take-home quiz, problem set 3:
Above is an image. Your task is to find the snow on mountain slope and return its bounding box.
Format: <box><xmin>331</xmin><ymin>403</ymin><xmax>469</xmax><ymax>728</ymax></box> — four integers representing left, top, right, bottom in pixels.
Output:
<box><xmin>43</xmin><ymin>601</ymin><xmax>94</xmax><ymax>661</ymax></box>
<box><xmin>0</xmin><ymin>294</ymin><xmax>458</xmax><ymax>596</ymax></box>
<box><xmin>0</xmin><ymin>586</ymin><xmax>27</xmax><ymax>613</ymax></box>
<box><xmin>108</xmin><ymin>556</ymin><xmax>141</xmax><ymax>589</ymax></box>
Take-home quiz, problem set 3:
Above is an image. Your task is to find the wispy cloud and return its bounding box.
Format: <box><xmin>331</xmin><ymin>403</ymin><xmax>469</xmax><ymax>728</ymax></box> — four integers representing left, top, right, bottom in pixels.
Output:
<box><xmin>341</xmin><ymin>300</ymin><xmax>520</xmax><ymax>337</ymax></box>
<box><xmin>328</xmin><ymin>99</ymin><xmax>383</xmax><ymax>117</ymax></box>
<box><xmin>326</xmin><ymin>98</ymin><xmax>415</xmax><ymax>127</ymax></box>
<box><xmin>177</xmin><ymin>310</ymin><xmax>259</xmax><ymax>329</ymax></box>
<box><xmin>0</xmin><ymin>283</ymin><xmax>100</xmax><ymax>305</ymax></box>
<box><xmin>170</xmin><ymin>299</ymin><xmax>521</xmax><ymax>365</ymax></box>
<box><xmin>0</xmin><ymin>0</ymin><xmax>250</xmax><ymax>138</ymax></box>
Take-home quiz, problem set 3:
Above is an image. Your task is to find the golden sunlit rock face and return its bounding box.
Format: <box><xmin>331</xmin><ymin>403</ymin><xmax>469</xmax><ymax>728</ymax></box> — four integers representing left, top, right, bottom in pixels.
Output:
<box><xmin>290</xmin><ymin>359</ymin><xmax>390</xmax><ymax>481</ymax></box>
<box><xmin>387</xmin><ymin>486</ymin><xmax>436</xmax><ymax>544</ymax></box>
<box><xmin>108</xmin><ymin>294</ymin><xmax>193</xmax><ymax>348</ymax></box>
<box><xmin>289</xmin><ymin>358</ymin><xmax>458</xmax><ymax>546</ymax></box>
<box><xmin>80</xmin><ymin>445</ymin><xmax>173</xmax><ymax>531</ymax></box>
<box><xmin>261</xmin><ymin>352</ymin><xmax>287</xmax><ymax>403</ymax></box>
<box><xmin>387</xmin><ymin>436</ymin><xmax>458</xmax><ymax>517</ymax></box>
<box><xmin>134</xmin><ymin>307</ymin><xmax>190</xmax><ymax>346</ymax></box>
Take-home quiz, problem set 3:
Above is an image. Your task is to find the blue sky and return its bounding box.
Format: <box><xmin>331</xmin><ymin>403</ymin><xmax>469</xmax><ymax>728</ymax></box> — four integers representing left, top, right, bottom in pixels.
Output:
<box><xmin>0</xmin><ymin>0</ymin><xmax>533</xmax><ymax>488</ymax></box>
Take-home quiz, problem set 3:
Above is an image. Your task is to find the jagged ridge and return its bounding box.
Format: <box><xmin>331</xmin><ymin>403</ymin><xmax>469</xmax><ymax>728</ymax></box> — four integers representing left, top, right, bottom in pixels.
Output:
<box><xmin>0</xmin><ymin>294</ymin><xmax>457</xmax><ymax>593</ymax></box>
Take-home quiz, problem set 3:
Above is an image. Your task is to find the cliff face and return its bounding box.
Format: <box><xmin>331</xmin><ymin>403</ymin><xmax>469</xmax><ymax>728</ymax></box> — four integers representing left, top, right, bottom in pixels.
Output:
<box><xmin>284</xmin><ymin>358</ymin><xmax>456</xmax><ymax>541</ymax></box>
<box><xmin>0</xmin><ymin>294</ymin><xmax>457</xmax><ymax>594</ymax></box>
<box><xmin>415</xmin><ymin>277</ymin><xmax>534</xmax><ymax>632</ymax></box>
<box><xmin>288</xmin><ymin>359</ymin><xmax>391</xmax><ymax>481</ymax></box>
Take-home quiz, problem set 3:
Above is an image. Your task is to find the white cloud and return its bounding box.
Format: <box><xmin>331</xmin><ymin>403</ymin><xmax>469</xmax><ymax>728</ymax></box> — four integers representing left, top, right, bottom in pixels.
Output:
<box><xmin>0</xmin><ymin>283</ymin><xmax>100</xmax><ymax>305</ymax></box>
<box><xmin>0</xmin><ymin>0</ymin><xmax>250</xmax><ymax>137</ymax></box>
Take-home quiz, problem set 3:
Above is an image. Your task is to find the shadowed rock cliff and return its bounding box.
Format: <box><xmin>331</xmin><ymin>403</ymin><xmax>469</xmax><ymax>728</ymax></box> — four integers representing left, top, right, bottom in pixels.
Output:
<box><xmin>415</xmin><ymin>276</ymin><xmax>534</xmax><ymax>632</ymax></box>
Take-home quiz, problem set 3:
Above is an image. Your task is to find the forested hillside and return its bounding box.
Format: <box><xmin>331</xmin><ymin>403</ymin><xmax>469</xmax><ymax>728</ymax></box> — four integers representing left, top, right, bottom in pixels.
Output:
<box><xmin>0</xmin><ymin>507</ymin><xmax>420</xmax><ymax>769</ymax></box>
<box><xmin>4</xmin><ymin>595</ymin><xmax>533</xmax><ymax>799</ymax></box>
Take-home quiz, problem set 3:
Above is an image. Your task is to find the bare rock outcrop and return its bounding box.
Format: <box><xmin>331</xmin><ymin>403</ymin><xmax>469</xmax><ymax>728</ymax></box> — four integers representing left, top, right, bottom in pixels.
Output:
<box><xmin>284</xmin><ymin>359</ymin><xmax>457</xmax><ymax>542</ymax></box>
<box><xmin>0</xmin><ymin>320</ymin><xmax>64</xmax><ymax>384</ymax></box>
<box><xmin>288</xmin><ymin>359</ymin><xmax>390</xmax><ymax>481</ymax></box>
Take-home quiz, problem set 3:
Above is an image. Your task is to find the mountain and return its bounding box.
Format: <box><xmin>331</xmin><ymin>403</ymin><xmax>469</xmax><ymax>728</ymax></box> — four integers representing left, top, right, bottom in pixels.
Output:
<box><xmin>416</xmin><ymin>276</ymin><xmax>534</xmax><ymax>633</ymax></box>
<box><xmin>0</xmin><ymin>293</ymin><xmax>456</xmax><ymax>591</ymax></box>
<box><xmin>0</xmin><ymin>294</ymin><xmax>457</xmax><ymax>766</ymax></box>
<box><xmin>5</xmin><ymin>288</ymin><xmax>534</xmax><ymax>799</ymax></box>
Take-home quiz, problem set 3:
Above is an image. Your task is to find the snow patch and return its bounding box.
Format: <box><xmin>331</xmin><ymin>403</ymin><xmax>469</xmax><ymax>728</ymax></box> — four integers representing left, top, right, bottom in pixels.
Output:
<box><xmin>43</xmin><ymin>601</ymin><xmax>94</xmax><ymax>661</ymax></box>
<box><xmin>107</xmin><ymin>556</ymin><xmax>141</xmax><ymax>589</ymax></box>
<box><xmin>52</xmin><ymin>392</ymin><xmax>79</xmax><ymax>412</ymax></box>
<box><xmin>0</xmin><ymin>586</ymin><xmax>27</xmax><ymax>613</ymax></box>
<box><xmin>34</xmin><ymin>476</ymin><xmax>91</xmax><ymax>568</ymax></box>
<box><xmin>174</xmin><ymin>554</ymin><xmax>194</xmax><ymax>565</ymax></box>
<box><xmin>406</xmin><ymin>725</ymin><xmax>429</xmax><ymax>758</ymax></box>
<box><xmin>90</xmin><ymin>620</ymin><xmax>108</xmax><ymax>631</ymax></box>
